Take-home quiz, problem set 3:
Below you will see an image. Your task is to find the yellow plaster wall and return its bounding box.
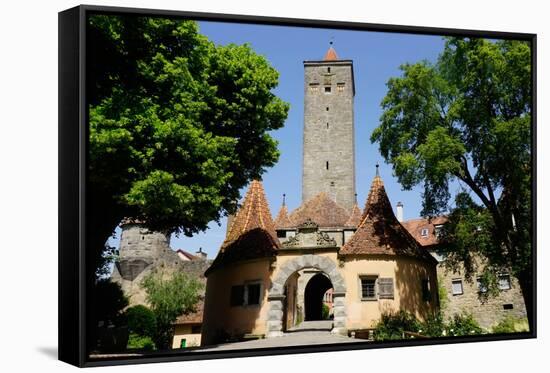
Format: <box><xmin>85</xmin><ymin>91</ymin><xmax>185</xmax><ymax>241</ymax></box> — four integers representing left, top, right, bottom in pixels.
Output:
<box><xmin>342</xmin><ymin>255</ymin><xmax>438</xmax><ymax>330</ymax></box>
<box><xmin>172</xmin><ymin>325</ymin><xmax>201</xmax><ymax>348</ymax></box>
<box><xmin>201</xmin><ymin>259</ymin><xmax>273</xmax><ymax>345</ymax></box>
<box><xmin>201</xmin><ymin>251</ymin><xmax>438</xmax><ymax>344</ymax></box>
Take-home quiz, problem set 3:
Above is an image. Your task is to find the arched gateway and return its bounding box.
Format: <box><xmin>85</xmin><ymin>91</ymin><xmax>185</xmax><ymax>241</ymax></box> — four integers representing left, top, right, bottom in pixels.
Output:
<box><xmin>266</xmin><ymin>254</ymin><xmax>346</xmax><ymax>337</ymax></box>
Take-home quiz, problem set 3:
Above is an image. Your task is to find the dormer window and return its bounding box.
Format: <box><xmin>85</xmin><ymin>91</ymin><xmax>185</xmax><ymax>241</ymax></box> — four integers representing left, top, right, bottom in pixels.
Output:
<box><xmin>421</xmin><ymin>228</ymin><xmax>429</xmax><ymax>237</ymax></box>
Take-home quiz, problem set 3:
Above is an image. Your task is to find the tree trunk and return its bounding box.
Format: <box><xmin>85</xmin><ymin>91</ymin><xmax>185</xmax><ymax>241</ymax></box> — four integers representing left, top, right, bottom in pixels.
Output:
<box><xmin>517</xmin><ymin>269</ymin><xmax>534</xmax><ymax>333</ymax></box>
<box><xmin>85</xmin><ymin>198</ymin><xmax>124</xmax><ymax>353</ymax></box>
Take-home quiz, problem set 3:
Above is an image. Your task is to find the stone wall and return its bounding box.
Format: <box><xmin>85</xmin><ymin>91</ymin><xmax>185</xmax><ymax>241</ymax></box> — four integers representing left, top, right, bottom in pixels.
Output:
<box><xmin>112</xmin><ymin>223</ymin><xmax>212</xmax><ymax>307</ymax></box>
<box><xmin>437</xmin><ymin>263</ymin><xmax>527</xmax><ymax>329</ymax></box>
<box><xmin>302</xmin><ymin>60</ymin><xmax>355</xmax><ymax>211</ymax></box>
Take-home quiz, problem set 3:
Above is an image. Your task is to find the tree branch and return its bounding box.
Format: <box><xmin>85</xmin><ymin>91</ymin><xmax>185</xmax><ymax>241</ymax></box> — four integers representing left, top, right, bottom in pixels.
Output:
<box><xmin>456</xmin><ymin>156</ymin><xmax>493</xmax><ymax>210</ymax></box>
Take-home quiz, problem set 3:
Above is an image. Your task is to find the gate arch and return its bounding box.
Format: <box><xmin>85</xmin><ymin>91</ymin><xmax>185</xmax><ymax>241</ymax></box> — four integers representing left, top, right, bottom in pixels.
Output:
<box><xmin>266</xmin><ymin>255</ymin><xmax>347</xmax><ymax>337</ymax></box>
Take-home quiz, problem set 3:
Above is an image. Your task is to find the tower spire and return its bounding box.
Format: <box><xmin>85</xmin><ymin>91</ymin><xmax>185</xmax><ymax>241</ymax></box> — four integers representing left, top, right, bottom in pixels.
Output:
<box><xmin>323</xmin><ymin>41</ymin><xmax>339</xmax><ymax>61</ymax></box>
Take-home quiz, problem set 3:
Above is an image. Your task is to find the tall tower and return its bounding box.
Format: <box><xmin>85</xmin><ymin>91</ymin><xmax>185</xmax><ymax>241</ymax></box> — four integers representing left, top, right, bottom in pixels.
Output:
<box><xmin>302</xmin><ymin>44</ymin><xmax>356</xmax><ymax>211</ymax></box>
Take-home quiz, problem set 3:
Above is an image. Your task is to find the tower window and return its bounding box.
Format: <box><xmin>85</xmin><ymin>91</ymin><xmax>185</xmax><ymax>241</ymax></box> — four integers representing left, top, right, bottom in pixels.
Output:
<box><xmin>330</xmin><ymin>181</ymin><xmax>335</xmax><ymax>187</ymax></box>
<box><xmin>326</xmin><ymin>161</ymin><xmax>329</xmax><ymax>170</ymax></box>
<box><xmin>326</xmin><ymin>122</ymin><xmax>329</xmax><ymax>129</ymax></box>
<box><xmin>326</xmin><ymin>107</ymin><xmax>329</xmax><ymax>111</ymax></box>
<box><xmin>309</xmin><ymin>83</ymin><xmax>319</xmax><ymax>92</ymax></box>
<box><xmin>324</xmin><ymin>86</ymin><xmax>331</xmax><ymax>93</ymax></box>
<box><xmin>328</xmin><ymin>67</ymin><xmax>331</xmax><ymax>73</ymax></box>
<box><xmin>337</xmin><ymin>83</ymin><xmax>345</xmax><ymax>92</ymax></box>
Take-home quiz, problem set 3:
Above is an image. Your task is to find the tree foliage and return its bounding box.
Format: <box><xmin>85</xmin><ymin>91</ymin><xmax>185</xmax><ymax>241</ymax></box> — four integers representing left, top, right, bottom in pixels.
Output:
<box><xmin>87</xmin><ymin>14</ymin><xmax>289</xmax><ymax>276</ymax></box>
<box><xmin>126</xmin><ymin>304</ymin><xmax>156</xmax><ymax>338</ymax></box>
<box><xmin>92</xmin><ymin>279</ymin><xmax>128</xmax><ymax>326</ymax></box>
<box><xmin>371</xmin><ymin>37</ymin><xmax>532</xmax><ymax>325</ymax></box>
<box><xmin>141</xmin><ymin>270</ymin><xmax>203</xmax><ymax>349</ymax></box>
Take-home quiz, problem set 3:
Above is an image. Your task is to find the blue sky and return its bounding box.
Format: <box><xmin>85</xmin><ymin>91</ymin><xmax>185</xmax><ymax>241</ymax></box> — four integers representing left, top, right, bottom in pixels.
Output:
<box><xmin>109</xmin><ymin>20</ymin><xmax>454</xmax><ymax>258</ymax></box>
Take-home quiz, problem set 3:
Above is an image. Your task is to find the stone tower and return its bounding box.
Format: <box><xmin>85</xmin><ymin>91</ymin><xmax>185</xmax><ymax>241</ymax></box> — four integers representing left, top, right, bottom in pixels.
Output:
<box><xmin>302</xmin><ymin>44</ymin><xmax>356</xmax><ymax>211</ymax></box>
<box><xmin>116</xmin><ymin>219</ymin><xmax>172</xmax><ymax>281</ymax></box>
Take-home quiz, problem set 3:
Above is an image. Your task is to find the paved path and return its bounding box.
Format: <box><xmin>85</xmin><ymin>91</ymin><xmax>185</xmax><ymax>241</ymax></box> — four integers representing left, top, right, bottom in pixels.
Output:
<box><xmin>89</xmin><ymin>322</ymin><xmax>366</xmax><ymax>359</ymax></box>
<box><xmin>287</xmin><ymin>320</ymin><xmax>333</xmax><ymax>332</ymax></box>
<box><xmin>195</xmin><ymin>321</ymin><xmax>363</xmax><ymax>352</ymax></box>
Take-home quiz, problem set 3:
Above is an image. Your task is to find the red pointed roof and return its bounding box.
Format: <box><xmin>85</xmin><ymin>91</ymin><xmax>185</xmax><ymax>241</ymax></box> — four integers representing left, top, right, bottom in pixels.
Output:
<box><xmin>402</xmin><ymin>216</ymin><xmax>448</xmax><ymax>247</ymax></box>
<box><xmin>345</xmin><ymin>203</ymin><xmax>362</xmax><ymax>227</ymax></box>
<box><xmin>222</xmin><ymin>180</ymin><xmax>278</xmax><ymax>249</ymax></box>
<box><xmin>274</xmin><ymin>204</ymin><xmax>294</xmax><ymax>229</ymax></box>
<box><xmin>206</xmin><ymin>180</ymin><xmax>279</xmax><ymax>275</ymax></box>
<box><xmin>289</xmin><ymin>192</ymin><xmax>350</xmax><ymax>227</ymax></box>
<box><xmin>340</xmin><ymin>175</ymin><xmax>436</xmax><ymax>264</ymax></box>
<box><xmin>324</xmin><ymin>46</ymin><xmax>339</xmax><ymax>61</ymax></box>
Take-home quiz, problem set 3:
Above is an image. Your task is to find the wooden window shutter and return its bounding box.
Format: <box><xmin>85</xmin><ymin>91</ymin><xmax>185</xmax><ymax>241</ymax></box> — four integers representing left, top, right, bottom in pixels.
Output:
<box><xmin>378</xmin><ymin>278</ymin><xmax>394</xmax><ymax>299</ymax></box>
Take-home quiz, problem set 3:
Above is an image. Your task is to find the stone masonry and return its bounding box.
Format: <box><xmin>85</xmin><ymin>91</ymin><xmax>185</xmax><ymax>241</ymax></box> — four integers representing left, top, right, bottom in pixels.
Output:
<box><xmin>437</xmin><ymin>263</ymin><xmax>527</xmax><ymax>329</ymax></box>
<box><xmin>112</xmin><ymin>222</ymin><xmax>212</xmax><ymax>306</ymax></box>
<box><xmin>302</xmin><ymin>58</ymin><xmax>356</xmax><ymax>211</ymax></box>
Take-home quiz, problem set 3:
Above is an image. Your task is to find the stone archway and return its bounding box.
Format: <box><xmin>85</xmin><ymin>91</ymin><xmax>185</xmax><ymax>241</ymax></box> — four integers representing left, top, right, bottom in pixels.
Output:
<box><xmin>266</xmin><ymin>255</ymin><xmax>346</xmax><ymax>337</ymax></box>
<box><xmin>304</xmin><ymin>273</ymin><xmax>333</xmax><ymax>321</ymax></box>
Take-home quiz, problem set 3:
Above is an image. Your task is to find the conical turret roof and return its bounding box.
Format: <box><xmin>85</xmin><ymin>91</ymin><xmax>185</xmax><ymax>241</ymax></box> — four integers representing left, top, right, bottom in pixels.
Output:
<box><xmin>274</xmin><ymin>203</ymin><xmax>294</xmax><ymax>229</ymax></box>
<box><xmin>340</xmin><ymin>175</ymin><xmax>436</xmax><ymax>263</ymax></box>
<box><xmin>222</xmin><ymin>180</ymin><xmax>279</xmax><ymax>250</ymax></box>
<box><xmin>206</xmin><ymin>180</ymin><xmax>279</xmax><ymax>275</ymax></box>
<box><xmin>345</xmin><ymin>202</ymin><xmax>362</xmax><ymax>227</ymax></box>
<box><xmin>324</xmin><ymin>46</ymin><xmax>339</xmax><ymax>61</ymax></box>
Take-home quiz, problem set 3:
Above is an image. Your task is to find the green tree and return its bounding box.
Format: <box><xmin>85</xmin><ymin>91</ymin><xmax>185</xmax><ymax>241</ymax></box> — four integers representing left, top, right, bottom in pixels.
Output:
<box><xmin>126</xmin><ymin>305</ymin><xmax>156</xmax><ymax>338</ymax></box>
<box><xmin>141</xmin><ymin>270</ymin><xmax>204</xmax><ymax>350</ymax></box>
<box><xmin>92</xmin><ymin>279</ymin><xmax>128</xmax><ymax>326</ymax></box>
<box><xmin>87</xmin><ymin>15</ymin><xmax>289</xmax><ymax>275</ymax></box>
<box><xmin>86</xmin><ymin>15</ymin><xmax>288</xmax><ymax>347</ymax></box>
<box><xmin>126</xmin><ymin>305</ymin><xmax>157</xmax><ymax>350</ymax></box>
<box><xmin>371</xmin><ymin>37</ymin><xmax>532</xmax><ymax>328</ymax></box>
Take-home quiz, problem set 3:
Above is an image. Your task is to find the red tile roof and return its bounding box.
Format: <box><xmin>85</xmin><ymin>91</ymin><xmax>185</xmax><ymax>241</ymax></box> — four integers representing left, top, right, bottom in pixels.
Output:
<box><xmin>175</xmin><ymin>299</ymin><xmax>204</xmax><ymax>325</ymax></box>
<box><xmin>175</xmin><ymin>249</ymin><xmax>197</xmax><ymax>261</ymax></box>
<box><xmin>206</xmin><ymin>180</ymin><xmax>279</xmax><ymax>275</ymax></box>
<box><xmin>324</xmin><ymin>46</ymin><xmax>339</xmax><ymax>61</ymax></box>
<box><xmin>345</xmin><ymin>203</ymin><xmax>362</xmax><ymax>227</ymax></box>
<box><xmin>274</xmin><ymin>204</ymin><xmax>295</xmax><ymax>229</ymax></box>
<box><xmin>289</xmin><ymin>192</ymin><xmax>350</xmax><ymax>227</ymax></box>
<box><xmin>402</xmin><ymin>216</ymin><xmax>448</xmax><ymax>247</ymax></box>
<box><xmin>339</xmin><ymin>175</ymin><xmax>436</xmax><ymax>264</ymax></box>
<box><xmin>222</xmin><ymin>180</ymin><xmax>279</xmax><ymax>250</ymax></box>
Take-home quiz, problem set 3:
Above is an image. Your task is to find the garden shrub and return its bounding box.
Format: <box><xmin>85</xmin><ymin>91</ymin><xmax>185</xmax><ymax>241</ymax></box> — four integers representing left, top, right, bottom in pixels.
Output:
<box><xmin>127</xmin><ymin>333</ymin><xmax>155</xmax><ymax>351</ymax></box>
<box><xmin>421</xmin><ymin>312</ymin><xmax>446</xmax><ymax>337</ymax></box>
<box><xmin>492</xmin><ymin>316</ymin><xmax>529</xmax><ymax>334</ymax></box>
<box><xmin>447</xmin><ymin>313</ymin><xmax>483</xmax><ymax>336</ymax></box>
<box><xmin>373</xmin><ymin>310</ymin><xmax>421</xmax><ymax>341</ymax></box>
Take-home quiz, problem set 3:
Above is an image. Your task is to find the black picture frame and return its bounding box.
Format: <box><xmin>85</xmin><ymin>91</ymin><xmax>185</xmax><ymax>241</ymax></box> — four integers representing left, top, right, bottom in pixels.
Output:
<box><xmin>59</xmin><ymin>4</ymin><xmax>537</xmax><ymax>368</ymax></box>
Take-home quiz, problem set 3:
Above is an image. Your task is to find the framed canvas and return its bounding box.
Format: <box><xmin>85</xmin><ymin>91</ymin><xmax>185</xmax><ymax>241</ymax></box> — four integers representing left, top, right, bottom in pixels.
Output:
<box><xmin>58</xmin><ymin>4</ymin><xmax>536</xmax><ymax>367</ymax></box>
